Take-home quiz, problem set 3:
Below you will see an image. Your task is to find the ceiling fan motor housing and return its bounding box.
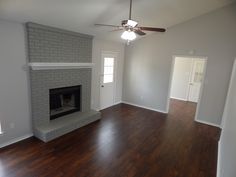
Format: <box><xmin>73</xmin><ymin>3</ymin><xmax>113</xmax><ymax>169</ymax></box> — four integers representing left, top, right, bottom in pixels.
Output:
<box><xmin>122</xmin><ymin>20</ymin><xmax>138</xmax><ymax>28</ymax></box>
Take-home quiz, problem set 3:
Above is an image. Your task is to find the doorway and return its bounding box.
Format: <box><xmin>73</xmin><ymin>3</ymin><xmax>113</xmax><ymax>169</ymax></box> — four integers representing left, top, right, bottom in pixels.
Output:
<box><xmin>168</xmin><ymin>56</ymin><xmax>207</xmax><ymax>118</ymax></box>
<box><xmin>100</xmin><ymin>51</ymin><xmax>117</xmax><ymax>110</ymax></box>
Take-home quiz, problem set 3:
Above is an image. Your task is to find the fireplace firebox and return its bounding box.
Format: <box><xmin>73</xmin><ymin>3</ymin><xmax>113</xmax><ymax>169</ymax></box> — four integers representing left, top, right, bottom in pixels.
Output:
<box><xmin>49</xmin><ymin>85</ymin><xmax>81</xmax><ymax>120</ymax></box>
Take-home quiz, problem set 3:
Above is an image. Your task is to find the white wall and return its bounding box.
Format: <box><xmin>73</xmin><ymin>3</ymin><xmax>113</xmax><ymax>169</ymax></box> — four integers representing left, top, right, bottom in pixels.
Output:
<box><xmin>0</xmin><ymin>20</ymin><xmax>32</xmax><ymax>147</ymax></box>
<box><xmin>218</xmin><ymin>59</ymin><xmax>236</xmax><ymax>177</ymax></box>
<box><xmin>123</xmin><ymin>4</ymin><xmax>236</xmax><ymax>125</ymax></box>
<box><xmin>170</xmin><ymin>57</ymin><xmax>192</xmax><ymax>100</ymax></box>
<box><xmin>91</xmin><ymin>39</ymin><xmax>125</xmax><ymax>111</ymax></box>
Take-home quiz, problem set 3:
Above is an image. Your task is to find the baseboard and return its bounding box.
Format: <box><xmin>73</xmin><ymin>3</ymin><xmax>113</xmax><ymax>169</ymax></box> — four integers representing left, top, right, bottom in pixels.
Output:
<box><xmin>170</xmin><ymin>97</ymin><xmax>187</xmax><ymax>101</ymax></box>
<box><xmin>122</xmin><ymin>101</ymin><xmax>167</xmax><ymax>114</ymax></box>
<box><xmin>217</xmin><ymin>139</ymin><xmax>221</xmax><ymax>177</ymax></box>
<box><xmin>99</xmin><ymin>101</ymin><xmax>122</xmax><ymax>111</ymax></box>
<box><xmin>0</xmin><ymin>133</ymin><xmax>33</xmax><ymax>149</ymax></box>
<box><xmin>195</xmin><ymin>119</ymin><xmax>221</xmax><ymax>128</ymax></box>
<box><xmin>113</xmin><ymin>101</ymin><xmax>122</xmax><ymax>106</ymax></box>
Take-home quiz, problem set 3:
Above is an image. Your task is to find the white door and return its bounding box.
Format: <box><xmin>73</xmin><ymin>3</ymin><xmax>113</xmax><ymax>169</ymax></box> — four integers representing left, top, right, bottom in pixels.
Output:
<box><xmin>188</xmin><ymin>59</ymin><xmax>205</xmax><ymax>102</ymax></box>
<box><xmin>100</xmin><ymin>52</ymin><xmax>116</xmax><ymax>110</ymax></box>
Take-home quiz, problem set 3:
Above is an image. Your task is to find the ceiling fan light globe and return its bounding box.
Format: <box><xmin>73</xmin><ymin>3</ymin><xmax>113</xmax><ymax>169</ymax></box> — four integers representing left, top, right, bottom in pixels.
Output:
<box><xmin>121</xmin><ymin>30</ymin><xmax>136</xmax><ymax>41</ymax></box>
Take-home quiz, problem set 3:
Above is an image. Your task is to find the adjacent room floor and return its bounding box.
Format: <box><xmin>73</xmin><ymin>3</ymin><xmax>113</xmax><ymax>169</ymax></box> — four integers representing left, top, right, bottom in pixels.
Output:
<box><xmin>0</xmin><ymin>99</ymin><xmax>221</xmax><ymax>177</ymax></box>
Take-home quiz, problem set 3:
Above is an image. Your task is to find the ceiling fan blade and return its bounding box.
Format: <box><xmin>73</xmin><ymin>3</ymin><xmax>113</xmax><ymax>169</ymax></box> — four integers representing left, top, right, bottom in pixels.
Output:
<box><xmin>139</xmin><ymin>27</ymin><xmax>166</xmax><ymax>32</ymax></box>
<box><xmin>94</xmin><ymin>24</ymin><xmax>122</xmax><ymax>28</ymax></box>
<box><xmin>134</xmin><ymin>29</ymin><xmax>146</xmax><ymax>36</ymax></box>
<box><xmin>109</xmin><ymin>28</ymin><xmax>124</xmax><ymax>32</ymax></box>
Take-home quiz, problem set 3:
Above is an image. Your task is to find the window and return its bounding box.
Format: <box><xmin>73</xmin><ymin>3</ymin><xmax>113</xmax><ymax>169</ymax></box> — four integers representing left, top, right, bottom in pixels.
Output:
<box><xmin>103</xmin><ymin>57</ymin><xmax>114</xmax><ymax>83</ymax></box>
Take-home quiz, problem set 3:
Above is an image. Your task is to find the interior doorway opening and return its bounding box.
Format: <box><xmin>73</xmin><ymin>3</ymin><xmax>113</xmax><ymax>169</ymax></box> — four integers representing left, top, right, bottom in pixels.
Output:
<box><xmin>168</xmin><ymin>56</ymin><xmax>207</xmax><ymax>120</ymax></box>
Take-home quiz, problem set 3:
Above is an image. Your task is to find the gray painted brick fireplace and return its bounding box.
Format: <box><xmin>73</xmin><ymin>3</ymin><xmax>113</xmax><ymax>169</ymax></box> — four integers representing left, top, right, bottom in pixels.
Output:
<box><xmin>26</xmin><ymin>23</ymin><xmax>100</xmax><ymax>142</ymax></box>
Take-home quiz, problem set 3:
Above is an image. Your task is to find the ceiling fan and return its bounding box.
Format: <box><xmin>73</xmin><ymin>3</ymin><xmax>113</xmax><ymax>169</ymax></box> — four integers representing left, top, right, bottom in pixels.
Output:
<box><xmin>95</xmin><ymin>0</ymin><xmax>166</xmax><ymax>43</ymax></box>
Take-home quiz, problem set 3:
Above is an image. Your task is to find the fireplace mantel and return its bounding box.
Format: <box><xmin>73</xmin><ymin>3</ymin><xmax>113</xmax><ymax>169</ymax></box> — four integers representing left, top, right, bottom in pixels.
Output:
<box><xmin>29</xmin><ymin>62</ymin><xmax>94</xmax><ymax>70</ymax></box>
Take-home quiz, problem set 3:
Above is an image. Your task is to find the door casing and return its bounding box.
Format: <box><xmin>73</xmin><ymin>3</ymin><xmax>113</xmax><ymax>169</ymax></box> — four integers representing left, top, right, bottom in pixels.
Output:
<box><xmin>167</xmin><ymin>55</ymin><xmax>208</xmax><ymax>122</ymax></box>
<box><xmin>99</xmin><ymin>51</ymin><xmax>118</xmax><ymax>110</ymax></box>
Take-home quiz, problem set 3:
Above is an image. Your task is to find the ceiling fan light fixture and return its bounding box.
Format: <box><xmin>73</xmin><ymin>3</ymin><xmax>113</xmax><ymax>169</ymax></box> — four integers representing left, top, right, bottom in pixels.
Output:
<box><xmin>127</xmin><ymin>20</ymin><xmax>138</xmax><ymax>27</ymax></box>
<box><xmin>94</xmin><ymin>0</ymin><xmax>166</xmax><ymax>41</ymax></box>
<box><xmin>121</xmin><ymin>30</ymin><xmax>136</xmax><ymax>41</ymax></box>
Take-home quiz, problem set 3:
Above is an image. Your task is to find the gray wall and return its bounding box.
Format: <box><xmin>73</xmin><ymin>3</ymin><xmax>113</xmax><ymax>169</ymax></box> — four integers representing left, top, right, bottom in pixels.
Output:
<box><xmin>0</xmin><ymin>20</ymin><xmax>32</xmax><ymax>146</ymax></box>
<box><xmin>123</xmin><ymin>4</ymin><xmax>236</xmax><ymax>125</ymax></box>
<box><xmin>218</xmin><ymin>59</ymin><xmax>236</xmax><ymax>177</ymax></box>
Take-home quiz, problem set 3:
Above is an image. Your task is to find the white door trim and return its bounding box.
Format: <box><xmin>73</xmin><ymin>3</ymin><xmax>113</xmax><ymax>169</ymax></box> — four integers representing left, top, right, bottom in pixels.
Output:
<box><xmin>99</xmin><ymin>51</ymin><xmax>118</xmax><ymax>110</ymax></box>
<box><xmin>166</xmin><ymin>55</ymin><xmax>208</xmax><ymax>123</ymax></box>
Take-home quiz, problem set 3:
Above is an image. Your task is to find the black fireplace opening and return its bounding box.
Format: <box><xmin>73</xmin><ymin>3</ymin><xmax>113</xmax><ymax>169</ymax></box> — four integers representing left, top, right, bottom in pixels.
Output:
<box><xmin>49</xmin><ymin>85</ymin><xmax>81</xmax><ymax>120</ymax></box>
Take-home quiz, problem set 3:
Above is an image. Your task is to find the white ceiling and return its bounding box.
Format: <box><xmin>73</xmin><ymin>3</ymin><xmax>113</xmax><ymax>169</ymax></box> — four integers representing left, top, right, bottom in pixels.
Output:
<box><xmin>0</xmin><ymin>0</ymin><xmax>235</xmax><ymax>42</ymax></box>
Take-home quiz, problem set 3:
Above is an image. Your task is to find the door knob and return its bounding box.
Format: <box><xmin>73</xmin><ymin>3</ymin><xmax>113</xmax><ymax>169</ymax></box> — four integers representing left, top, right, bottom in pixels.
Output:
<box><xmin>101</xmin><ymin>85</ymin><xmax>104</xmax><ymax>87</ymax></box>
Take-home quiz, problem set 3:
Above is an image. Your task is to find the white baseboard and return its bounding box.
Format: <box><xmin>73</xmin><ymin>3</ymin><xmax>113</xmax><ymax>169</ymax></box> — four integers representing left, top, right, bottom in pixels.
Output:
<box><xmin>170</xmin><ymin>96</ymin><xmax>187</xmax><ymax>101</ymax></box>
<box><xmin>122</xmin><ymin>101</ymin><xmax>167</xmax><ymax>114</ymax></box>
<box><xmin>99</xmin><ymin>101</ymin><xmax>122</xmax><ymax>111</ymax></box>
<box><xmin>217</xmin><ymin>139</ymin><xmax>221</xmax><ymax>177</ymax></box>
<box><xmin>195</xmin><ymin>119</ymin><xmax>221</xmax><ymax>128</ymax></box>
<box><xmin>0</xmin><ymin>133</ymin><xmax>33</xmax><ymax>149</ymax></box>
<box><xmin>113</xmin><ymin>101</ymin><xmax>122</xmax><ymax>106</ymax></box>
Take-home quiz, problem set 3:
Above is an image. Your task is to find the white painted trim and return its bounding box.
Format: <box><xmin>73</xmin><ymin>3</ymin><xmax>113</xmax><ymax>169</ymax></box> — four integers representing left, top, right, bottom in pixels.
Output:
<box><xmin>194</xmin><ymin>119</ymin><xmax>221</xmax><ymax>128</ymax></box>
<box><xmin>99</xmin><ymin>51</ymin><xmax>119</xmax><ymax>110</ymax></box>
<box><xmin>99</xmin><ymin>101</ymin><xmax>122</xmax><ymax>111</ymax></box>
<box><xmin>114</xmin><ymin>101</ymin><xmax>122</xmax><ymax>105</ymax></box>
<box><xmin>167</xmin><ymin>55</ymin><xmax>208</xmax><ymax>122</ymax></box>
<box><xmin>170</xmin><ymin>97</ymin><xmax>187</xmax><ymax>101</ymax></box>
<box><xmin>173</xmin><ymin>55</ymin><xmax>208</xmax><ymax>60</ymax></box>
<box><xmin>217</xmin><ymin>139</ymin><xmax>222</xmax><ymax>177</ymax></box>
<box><xmin>29</xmin><ymin>62</ymin><xmax>94</xmax><ymax>70</ymax></box>
<box><xmin>0</xmin><ymin>133</ymin><xmax>33</xmax><ymax>149</ymax></box>
<box><xmin>122</xmin><ymin>101</ymin><xmax>168</xmax><ymax>114</ymax></box>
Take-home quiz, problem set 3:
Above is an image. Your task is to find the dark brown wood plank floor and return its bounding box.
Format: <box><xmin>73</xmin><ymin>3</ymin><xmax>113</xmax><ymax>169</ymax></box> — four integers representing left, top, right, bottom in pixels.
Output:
<box><xmin>0</xmin><ymin>99</ymin><xmax>221</xmax><ymax>177</ymax></box>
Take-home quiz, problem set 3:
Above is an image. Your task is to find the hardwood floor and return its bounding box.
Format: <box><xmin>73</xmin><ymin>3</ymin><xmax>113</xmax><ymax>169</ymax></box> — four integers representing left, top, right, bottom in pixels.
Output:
<box><xmin>0</xmin><ymin>99</ymin><xmax>221</xmax><ymax>177</ymax></box>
